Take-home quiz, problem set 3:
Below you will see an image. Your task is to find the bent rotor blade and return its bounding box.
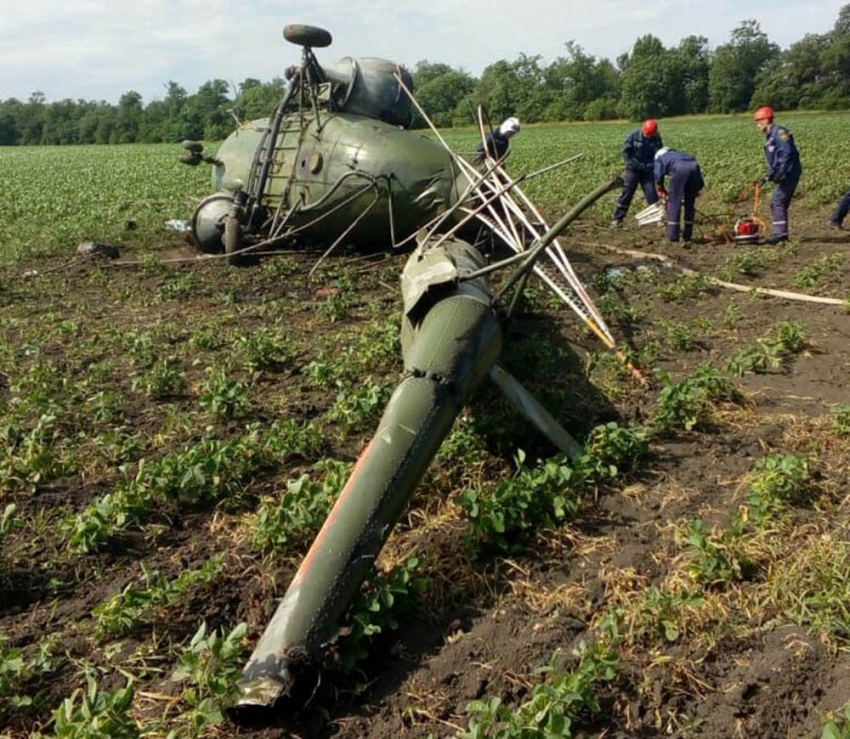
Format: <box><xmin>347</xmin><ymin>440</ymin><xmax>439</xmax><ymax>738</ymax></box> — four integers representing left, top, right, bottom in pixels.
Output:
<box><xmin>465</xmin><ymin>165</ymin><xmax>616</xmax><ymax>347</ymax></box>
<box><xmin>488</xmin><ymin>363</ymin><xmax>583</xmax><ymax>462</ymax></box>
<box><xmin>396</xmin><ymin>78</ymin><xmax>616</xmax><ymax>349</ymax></box>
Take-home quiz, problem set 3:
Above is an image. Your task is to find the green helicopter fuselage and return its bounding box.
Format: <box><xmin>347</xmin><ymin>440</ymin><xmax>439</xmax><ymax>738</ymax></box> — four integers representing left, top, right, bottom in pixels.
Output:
<box><xmin>212</xmin><ymin>112</ymin><xmax>465</xmax><ymax>247</ymax></box>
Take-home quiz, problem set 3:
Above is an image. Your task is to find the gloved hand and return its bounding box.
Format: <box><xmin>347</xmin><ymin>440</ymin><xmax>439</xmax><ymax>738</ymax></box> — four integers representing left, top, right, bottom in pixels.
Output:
<box><xmin>657</xmin><ymin>185</ymin><xmax>668</xmax><ymax>198</ymax></box>
<box><xmin>754</xmin><ymin>176</ymin><xmax>768</xmax><ymax>187</ymax></box>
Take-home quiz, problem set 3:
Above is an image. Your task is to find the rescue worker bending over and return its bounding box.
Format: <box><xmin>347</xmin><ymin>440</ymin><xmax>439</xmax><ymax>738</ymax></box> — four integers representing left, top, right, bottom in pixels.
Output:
<box><xmin>754</xmin><ymin>106</ymin><xmax>802</xmax><ymax>244</ymax></box>
<box><xmin>474</xmin><ymin>117</ymin><xmax>520</xmax><ymax>169</ymax></box>
<box><xmin>654</xmin><ymin>147</ymin><xmax>704</xmax><ymax>244</ymax></box>
<box><xmin>612</xmin><ymin>119</ymin><xmax>663</xmax><ymax>226</ymax></box>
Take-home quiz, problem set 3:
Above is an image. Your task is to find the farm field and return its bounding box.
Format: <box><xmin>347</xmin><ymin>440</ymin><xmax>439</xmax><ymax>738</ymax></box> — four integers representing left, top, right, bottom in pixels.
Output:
<box><xmin>2</xmin><ymin>112</ymin><xmax>850</xmax><ymax>738</ymax></box>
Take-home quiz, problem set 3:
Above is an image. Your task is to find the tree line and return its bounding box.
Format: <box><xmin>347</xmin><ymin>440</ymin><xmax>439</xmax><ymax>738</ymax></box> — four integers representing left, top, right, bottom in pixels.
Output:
<box><xmin>3</xmin><ymin>7</ymin><xmax>850</xmax><ymax>146</ymax></box>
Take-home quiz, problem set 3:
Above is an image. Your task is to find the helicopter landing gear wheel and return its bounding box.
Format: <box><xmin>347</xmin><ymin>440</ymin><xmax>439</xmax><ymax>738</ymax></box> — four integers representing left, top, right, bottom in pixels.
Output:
<box><xmin>283</xmin><ymin>24</ymin><xmax>332</xmax><ymax>48</ymax></box>
<box><xmin>223</xmin><ymin>215</ymin><xmax>243</xmax><ymax>266</ymax></box>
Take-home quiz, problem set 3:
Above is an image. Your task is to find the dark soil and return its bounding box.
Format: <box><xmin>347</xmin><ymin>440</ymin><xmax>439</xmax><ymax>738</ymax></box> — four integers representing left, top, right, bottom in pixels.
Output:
<box><xmin>3</xmin><ymin>207</ymin><xmax>850</xmax><ymax>738</ymax></box>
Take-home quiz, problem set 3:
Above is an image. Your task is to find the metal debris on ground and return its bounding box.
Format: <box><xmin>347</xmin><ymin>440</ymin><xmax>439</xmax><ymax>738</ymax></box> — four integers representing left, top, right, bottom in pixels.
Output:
<box><xmin>635</xmin><ymin>201</ymin><xmax>665</xmax><ymax>226</ymax></box>
<box><xmin>76</xmin><ymin>241</ymin><xmax>120</xmax><ymax>259</ymax></box>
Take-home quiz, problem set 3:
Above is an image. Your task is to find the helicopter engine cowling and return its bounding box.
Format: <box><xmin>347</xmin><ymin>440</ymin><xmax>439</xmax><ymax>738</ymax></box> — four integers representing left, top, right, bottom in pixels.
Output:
<box><xmin>321</xmin><ymin>57</ymin><xmax>415</xmax><ymax>128</ymax></box>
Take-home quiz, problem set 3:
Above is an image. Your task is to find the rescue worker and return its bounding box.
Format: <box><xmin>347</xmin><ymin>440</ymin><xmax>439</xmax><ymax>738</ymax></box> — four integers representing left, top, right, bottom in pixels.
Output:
<box><xmin>654</xmin><ymin>147</ymin><xmax>704</xmax><ymax>243</ymax></box>
<box><xmin>753</xmin><ymin>106</ymin><xmax>802</xmax><ymax>244</ymax></box>
<box><xmin>612</xmin><ymin>119</ymin><xmax>664</xmax><ymax>226</ymax></box>
<box><xmin>828</xmin><ymin>190</ymin><xmax>850</xmax><ymax>230</ymax></box>
<box><xmin>474</xmin><ymin>117</ymin><xmax>520</xmax><ymax>169</ymax></box>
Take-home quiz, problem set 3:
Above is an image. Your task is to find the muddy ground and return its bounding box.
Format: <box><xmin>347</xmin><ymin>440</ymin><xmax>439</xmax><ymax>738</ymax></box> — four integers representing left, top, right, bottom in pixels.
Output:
<box><xmin>3</xmin><ymin>204</ymin><xmax>850</xmax><ymax>738</ymax></box>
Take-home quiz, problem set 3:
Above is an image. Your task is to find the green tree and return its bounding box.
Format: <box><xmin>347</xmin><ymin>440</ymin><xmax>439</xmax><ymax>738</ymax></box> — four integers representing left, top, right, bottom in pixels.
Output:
<box><xmin>18</xmin><ymin>92</ymin><xmax>46</xmax><ymax>145</ymax></box>
<box><xmin>140</xmin><ymin>98</ymin><xmax>169</xmax><ymax>142</ymax></box>
<box><xmin>114</xmin><ymin>91</ymin><xmax>143</xmax><ymax>143</ymax></box>
<box><xmin>413</xmin><ymin>66</ymin><xmax>475</xmax><ymax>128</ymax></box>
<box><xmin>94</xmin><ymin>108</ymin><xmax>117</xmax><ymax>144</ymax></box>
<box><xmin>818</xmin><ymin>4</ymin><xmax>850</xmax><ymax>106</ymax></box>
<box><xmin>752</xmin><ymin>32</ymin><xmax>832</xmax><ymax>111</ymax></box>
<box><xmin>0</xmin><ymin>98</ymin><xmax>22</xmax><ymax>145</ymax></box>
<box><xmin>619</xmin><ymin>35</ymin><xmax>677</xmax><ymax>119</ymax></box>
<box><xmin>160</xmin><ymin>81</ymin><xmax>192</xmax><ymax>141</ymax></box>
<box><xmin>186</xmin><ymin>79</ymin><xmax>232</xmax><ymax>141</ymax></box>
<box><xmin>709</xmin><ymin>20</ymin><xmax>780</xmax><ymax>112</ymax></box>
<box><xmin>543</xmin><ymin>42</ymin><xmax>621</xmax><ymax>121</ymax></box>
<box><xmin>472</xmin><ymin>55</ymin><xmax>551</xmax><ymax>125</ymax></box>
<box><xmin>236</xmin><ymin>77</ymin><xmax>287</xmax><ymax>121</ymax></box>
<box><xmin>41</xmin><ymin>99</ymin><xmax>80</xmax><ymax>144</ymax></box>
<box><xmin>412</xmin><ymin>61</ymin><xmax>454</xmax><ymax>90</ymax></box>
<box><xmin>671</xmin><ymin>36</ymin><xmax>710</xmax><ymax>114</ymax></box>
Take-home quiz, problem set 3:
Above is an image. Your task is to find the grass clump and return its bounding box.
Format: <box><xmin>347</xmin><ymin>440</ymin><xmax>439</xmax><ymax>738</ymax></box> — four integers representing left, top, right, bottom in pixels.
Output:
<box><xmin>746</xmin><ymin>453</ymin><xmax>816</xmax><ymax>523</ymax></box>
<box><xmin>463</xmin><ymin>641</ymin><xmax>618</xmax><ymax>739</ymax></box>
<box><xmin>831</xmin><ymin>405</ymin><xmax>850</xmax><ymax>436</ymax></box>
<box><xmin>52</xmin><ymin>674</ymin><xmax>140</xmax><ymax>738</ymax></box>
<box><xmin>679</xmin><ymin>518</ymin><xmax>754</xmax><ymax>589</ymax></box>
<box><xmin>92</xmin><ymin>555</ymin><xmax>226</xmax><ymax>639</ymax></box>
<box><xmin>253</xmin><ymin>459</ymin><xmax>351</xmax><ymax>553</ymax></box>
<box><xmin>652</xmin><ymin>364</ymin><xmax>741</xmax><ymax>434</ymax></box>
<box><xmin>762</xmin><ymin>534</ymin><xmax>850</xmax><ymax>646</ymax></box>
<box><xmin>461</xmin><ymin>422</ymin><xmax>649</xmax><ymax>552</ymax></box>
<box><xmin>169</xmin><ymin>622</ymin><xmax>248</xmax><ymax>735</ymax></box>
<box><xmin>335</xmin><ymin>557</ymin><xmax>428</xmax><ymax>670</ymax></box>
<box><xmin>727</xmin><ymin>320</ymin><xmax>809</xmax><ymax>376</ymax></box>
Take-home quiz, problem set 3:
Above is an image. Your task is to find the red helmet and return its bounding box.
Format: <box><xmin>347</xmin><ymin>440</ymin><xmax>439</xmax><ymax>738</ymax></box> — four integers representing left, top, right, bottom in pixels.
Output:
<box><xmin>642</xmin><ymin>119</ymin><xmax>659</xmax><ymax>137</ymax></box>
<box><xmin>754</xmin><ymin>106</ymin><xmax>774</xmax><ymax>122</ymax></box>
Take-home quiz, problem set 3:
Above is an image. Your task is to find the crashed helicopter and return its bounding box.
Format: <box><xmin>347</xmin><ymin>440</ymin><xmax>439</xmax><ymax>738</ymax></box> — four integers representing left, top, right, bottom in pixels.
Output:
<box><xmin>180</xmin><ymin>23</ymin><xmax>468</xmax><ymax>266</ymax></box>
<box><xmin>181</xmin><ymin>23</ymin><xmax>633</xmax><ymax>723</ymax></box>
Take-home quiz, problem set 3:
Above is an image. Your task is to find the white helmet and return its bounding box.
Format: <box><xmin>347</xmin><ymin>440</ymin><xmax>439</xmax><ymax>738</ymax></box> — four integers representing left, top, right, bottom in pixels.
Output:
<box><xmin>654</xmin><ymin>147</ymin><xmax>670</xmax><ymax>159</ymax></box>
<box><xmin>499</xmin><ymin>117</ymin><xmax>520</xmax><ymax>137</ymax></box>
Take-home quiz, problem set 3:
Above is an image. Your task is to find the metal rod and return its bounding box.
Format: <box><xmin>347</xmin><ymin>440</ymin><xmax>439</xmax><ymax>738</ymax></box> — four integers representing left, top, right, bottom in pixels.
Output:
<box><xmin>309</xmin><ymin>196</ymin><xmax>380</xmax><ymax>276</ymax></box>
<box><xmin>494</xmin><ymin>176</ymin><xmax>622</xmax><ymax>303</ymax></box>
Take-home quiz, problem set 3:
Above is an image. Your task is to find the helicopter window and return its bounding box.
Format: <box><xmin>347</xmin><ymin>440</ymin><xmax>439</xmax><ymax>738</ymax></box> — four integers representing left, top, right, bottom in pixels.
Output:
<box><xmin>317</xmin><ymin>82</ymin><xmax>333</xmax><ymax>105</ymax></box>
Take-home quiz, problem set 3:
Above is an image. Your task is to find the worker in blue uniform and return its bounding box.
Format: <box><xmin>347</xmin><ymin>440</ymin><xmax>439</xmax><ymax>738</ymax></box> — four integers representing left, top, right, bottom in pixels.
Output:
<box><xmin>474</xmin><ymin>117</ymin><xmax>520</xmax><ymax>169</ymax></box>
<box><xmin>828</xmin><ymin>190</ymin><xmax>850</xmax><ymax>230</ymax></box>
<box><xmin>754</xmin><ymin>106</ymin><xmax>802</xmax><ymax>244</ymax></box>
<box><xmin>612</xmin><ymin>119</ymin><xmax>664</xmax><ymax>226</ymax></box>
<box><xmin>654</xmin><ymin>147</ymin><xmax>704</xmax><ymax>243</ymax></box>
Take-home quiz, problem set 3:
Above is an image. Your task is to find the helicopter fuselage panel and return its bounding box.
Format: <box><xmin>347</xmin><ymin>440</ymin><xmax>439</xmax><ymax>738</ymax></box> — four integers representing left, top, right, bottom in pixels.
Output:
<box><xmin>210</xmin><ymin>113</ymin><xmax>464</xmax><ymax>248</ymax></box>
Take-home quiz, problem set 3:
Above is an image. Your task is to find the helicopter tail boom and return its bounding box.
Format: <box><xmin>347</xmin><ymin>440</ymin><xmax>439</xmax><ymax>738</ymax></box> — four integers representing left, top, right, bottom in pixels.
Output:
<box><xmin>232</xmin><ymin>236</ymin><xmax>502</xmax><ymax>718</ymax></box>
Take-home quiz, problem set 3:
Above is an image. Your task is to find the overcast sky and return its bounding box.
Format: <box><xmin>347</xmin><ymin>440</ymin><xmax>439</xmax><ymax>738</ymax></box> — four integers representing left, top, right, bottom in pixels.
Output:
<box><xmin>1</xmin><ymin>0</ymin><xmax>846</xmax><ymax>104</ymax></box>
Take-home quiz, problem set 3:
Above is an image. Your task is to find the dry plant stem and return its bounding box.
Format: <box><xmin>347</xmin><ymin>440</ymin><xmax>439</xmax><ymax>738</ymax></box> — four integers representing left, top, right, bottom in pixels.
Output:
<box><xmin>585</xmin><ymin>241</ymin><xmax>846</xmax><ymax>306</ymax></box>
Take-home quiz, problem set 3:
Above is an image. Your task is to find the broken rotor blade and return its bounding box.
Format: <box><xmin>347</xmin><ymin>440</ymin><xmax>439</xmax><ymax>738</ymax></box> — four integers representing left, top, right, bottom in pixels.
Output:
<box><xmin>488</xmin><ymin>363</ymin><xmax>583</xmax><ymax>462</ymax></box>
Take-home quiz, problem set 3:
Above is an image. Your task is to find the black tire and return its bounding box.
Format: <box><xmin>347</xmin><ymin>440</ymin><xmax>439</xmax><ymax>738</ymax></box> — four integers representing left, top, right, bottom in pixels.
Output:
<box><xmin>283</xmin><ymin>24</ymin><xmax>332</xmax><ymax>48</ymax></box>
